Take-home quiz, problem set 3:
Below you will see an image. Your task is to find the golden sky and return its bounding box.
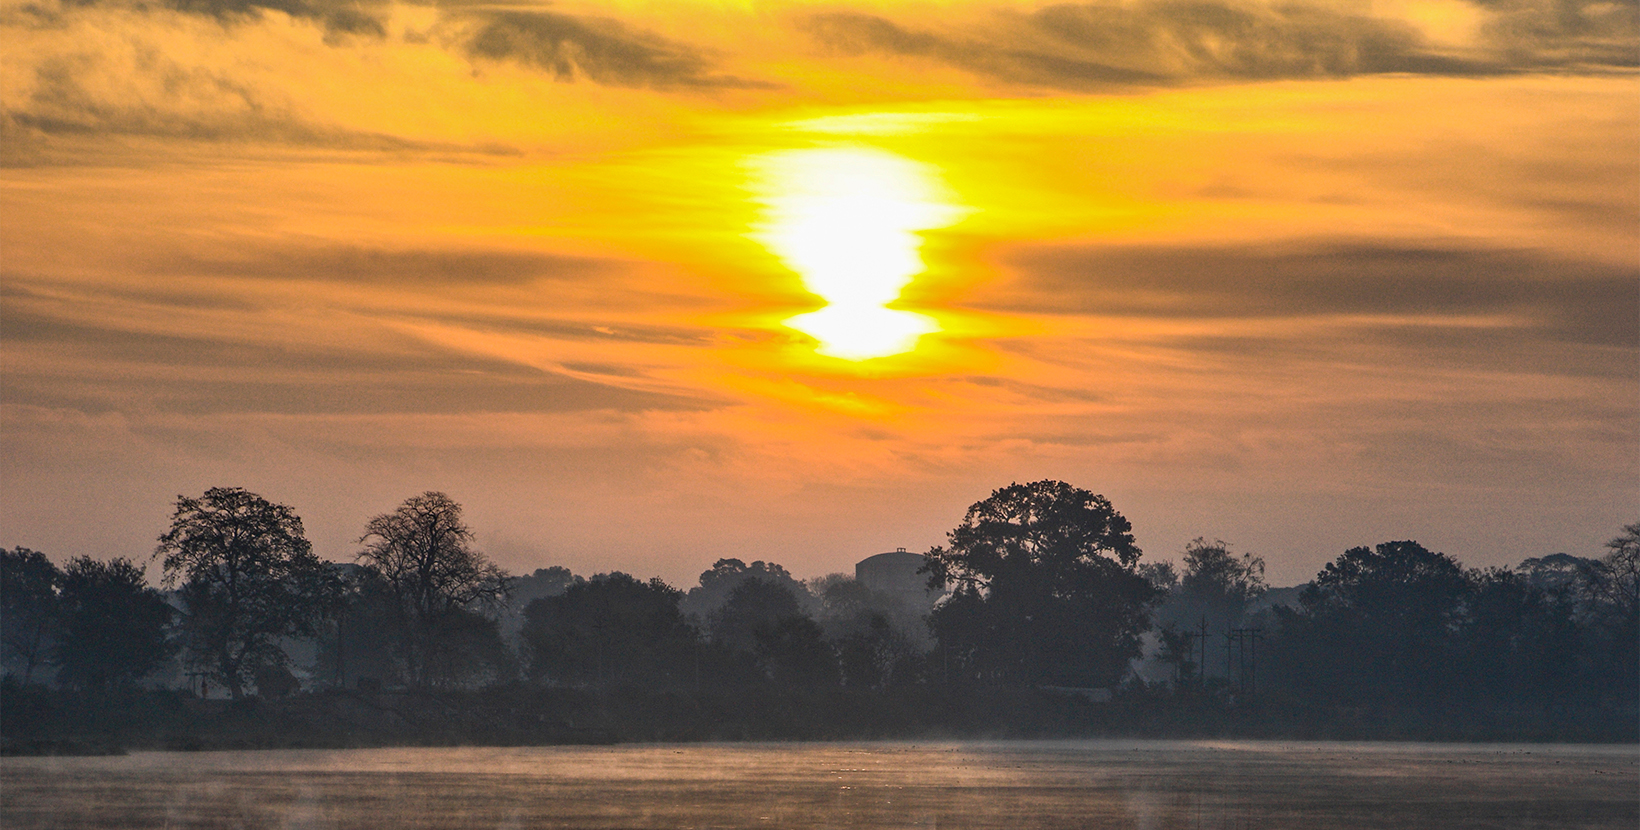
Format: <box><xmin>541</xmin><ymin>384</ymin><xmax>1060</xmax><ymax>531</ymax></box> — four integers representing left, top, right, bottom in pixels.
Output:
<box><xmin>3</xmin><ymin>0</ymin><xmax>1636</xmax><ymax>585</ymax></box>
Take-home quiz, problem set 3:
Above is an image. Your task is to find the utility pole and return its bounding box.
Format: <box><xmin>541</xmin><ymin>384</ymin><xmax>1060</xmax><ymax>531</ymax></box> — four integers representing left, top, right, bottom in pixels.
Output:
<box><xmin>1226</xmin><ymin>628</ymin><xmax>1264</xmax><ymax>696</ymax></box>
<box><xmin>1225</xmin><ymin>628</ymin><xmax>1233</xmax><ymax>685</ymax></box>
<box><xmin>1196</xmin><ymin>617</ymin><xmax>1208</xmax><ymax>688</ymax></box>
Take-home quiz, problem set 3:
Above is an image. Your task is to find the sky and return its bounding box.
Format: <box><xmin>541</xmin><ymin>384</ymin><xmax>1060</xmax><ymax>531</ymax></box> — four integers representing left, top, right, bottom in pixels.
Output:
<box><xmin>2</xmin><ymin>0</ymin><xmax>1636</xmax><ymax>589</ymax></box>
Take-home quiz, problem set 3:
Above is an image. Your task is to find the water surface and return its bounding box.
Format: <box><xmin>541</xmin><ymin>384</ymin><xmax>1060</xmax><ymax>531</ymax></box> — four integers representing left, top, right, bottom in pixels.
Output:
<box><xmin>4</xmin><ymin>740</ymin><xmax>1635</xmax><ymax>828</ymax></box>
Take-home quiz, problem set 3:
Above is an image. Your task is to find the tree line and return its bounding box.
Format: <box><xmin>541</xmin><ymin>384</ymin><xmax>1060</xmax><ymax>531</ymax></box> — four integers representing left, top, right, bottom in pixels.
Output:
<box><xmin>2</xmin><ymin>481</ymin><xmax>1635</xmax><ymax>739</ymax></box>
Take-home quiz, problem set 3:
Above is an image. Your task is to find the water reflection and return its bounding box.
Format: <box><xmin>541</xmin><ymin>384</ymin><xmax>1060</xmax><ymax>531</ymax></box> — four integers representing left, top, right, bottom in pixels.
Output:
<box><xmin>4</xmin><ymin>741</ymin><xmax>1634</xmax><ymax>829</ymax></box>
<box><xmin>747</xmin><ymin>146</ymin><xmax>965</xmax><ymax>360</ymax></box>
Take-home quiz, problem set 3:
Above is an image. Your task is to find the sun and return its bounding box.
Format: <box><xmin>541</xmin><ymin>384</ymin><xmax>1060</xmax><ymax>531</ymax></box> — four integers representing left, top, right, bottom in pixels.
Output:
<box><xmin>747</xmin><ymin>146</ymin><xmax>966</xmax><ymax>360</ymax></box>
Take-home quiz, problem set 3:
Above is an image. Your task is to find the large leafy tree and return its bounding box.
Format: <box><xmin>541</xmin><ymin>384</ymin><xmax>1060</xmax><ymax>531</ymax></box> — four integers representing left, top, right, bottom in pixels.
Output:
<box><xmin>709</xmin><ymin>578</ymin><xmax>805</xmax><ymax>654</ymax></box>
<box><xmin>680</xmin><ymin>558</ymin><xmax>809</xmax><ymax>622</ymax></box>
<box><xmin>156</xmin><ymin>487</ymin><xmax>332</xmax><ymax>698</ymax></box>
<box><xmin>54</xmin><ymin>557</ymin><xmax>175</xmax><ymax>690</ymax></box>
<box><xmin>1458</xmin><ymin>566</ymin><xmax>1581</xmax><ymax>711</ymax></box>
<box><xmin>711</xmin><ymin>578</ymin><xmax>837</xmax><ymax>687</ymax></box>
<box><xmin>522</xmin><ymin>572</ymin><xmax>696</xmax><ymax>688</ymax></box>
<box><xmin>1</xmin><ymin>547</ymin><xmax>61</xmax><ymax>685</ymax></box>
<box><xmin>1176</xmin><ymin>538</ymin><xmax>1268</xmax><ymax>630</ymax></box>
<box><xmin>357</xmin><ymin>492</ymin><xmax>510</xmax><ymax>687</ymax></box>
<box><xmin>923</xmin><ymin>480</ymin><xmax>1157</xmax><ymax>687</ymax></box>
<box><xmin>1272</xmin><ymin>540</ymin><xmax>1471</xmax><ymax>708</ymax></box>
<box><xmin>312</xmin><ymin>563</ymin><xmax>402</xmax><ymax>690</ymax></box>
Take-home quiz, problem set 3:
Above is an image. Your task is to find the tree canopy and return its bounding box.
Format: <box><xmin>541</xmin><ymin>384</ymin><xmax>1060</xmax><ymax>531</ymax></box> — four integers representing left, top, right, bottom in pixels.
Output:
<box><xmin>1</xmin><ymin>547</ymin><xmax>60</xmax><ymax>685</ymax></box>
<box><xmin>54</xmin><ymin>557</ymin><xmax>174</xmax><ymax>690</ymax></box>
<box><xmin>1175</xmin><ymin>538</ymin><xmax>1267</xmax><ymax>629</ymax></box>
<box><xmin>155</xmin><ymin>487</ymin><xmax>332</xmax><ymax>698</ymax></box>
<box><xmin>924</xmin><ymin>480</ymin><xmax>1157</xmax><ymax>687</ymax></box>
<box><xmin>357</xmin><ymin>492</ymin><xmax>511</xmax><ymax>687</ymax></box>
<box><xmin>680</xmin><ymin>558</ymin><xmax>810</xmax><ymax>622</ymax></box>
<box><xmin>522</xmin><ymin>572</ymin><xmax>695</xmax><ymax>688</ymax></box>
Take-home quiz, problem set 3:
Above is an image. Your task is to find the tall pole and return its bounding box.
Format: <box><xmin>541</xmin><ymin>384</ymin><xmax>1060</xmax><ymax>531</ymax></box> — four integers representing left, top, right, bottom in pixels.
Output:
<box><xmin>336</xmin><ymin>605</ymin><xmax>346</xmax><ymax>690</ymax></box>
<box><xmin>1197</xmin><ymin>617</ymin><xmax>1208</xmax><ymax>687</ymax></box>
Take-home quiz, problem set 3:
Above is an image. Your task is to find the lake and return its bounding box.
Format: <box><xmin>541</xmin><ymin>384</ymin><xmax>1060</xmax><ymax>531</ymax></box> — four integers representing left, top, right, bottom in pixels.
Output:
<box><xmin>2</xmin><ymin>740</ymin><xmax>1635</xmax><ymax>828</ymax></box>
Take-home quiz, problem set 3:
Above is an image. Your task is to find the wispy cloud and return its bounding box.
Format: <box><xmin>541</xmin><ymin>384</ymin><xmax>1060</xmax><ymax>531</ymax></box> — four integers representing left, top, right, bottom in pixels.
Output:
<box><xmin>454</xmin><ymin>9</ymin><xmax>767</xmax><ymax>88</ymax></box>
<box><xmin>4</xmin><ymin>54</ymin><xmax>515</xmax><ymax>155</ymax></box>
<box><xmin>802</xmin><ymin>0</ymin><xmax>1635</xmax><ymax>89</ymax></box>
<box><xmin>993</xmin><ymin>243</ymin><xmax>1638</xmax><ymax>348</ymax></box>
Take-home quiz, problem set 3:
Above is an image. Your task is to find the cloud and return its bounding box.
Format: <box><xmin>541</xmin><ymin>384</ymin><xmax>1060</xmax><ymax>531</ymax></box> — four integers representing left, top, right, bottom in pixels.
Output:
<box><xmin>803</xmin><ymin>11</ymin><xmax>1168</xmax><ymax>89</ymax></box>
<box><xmin>987</xmin><ymin>242</ymin><xmax>1639</xmax><ymax>348</ymax></box>
<box><xmin>0</xmin><ymin>298</ymin><xmax>721</xmax><ymax>416</ymax></box>
<box><xmin>3</xmin><ymin>0</ymin><xmax>391</xmax><ymax>37</ymax></box>
<box><xmin>3</xmin><ymin>0</ymin><xmax>766</xmax><ymax>155</ymax></box>
<box><xmin>1</xmin><ymin>48</ymin><xmax>517</xmax><ymax>162</ymax></box>
<box><xmin>1474</xmin><ymin>0</ymin><xmax>1640</xmax><ymax>68</ymax></box>
<box><xmin>802</xmin><ymin>0</ymin><xmax>1635</xmax><ymax>89</ymax></box>
<box><xmin>162</xmin><ymin>0</ymin><xmax>389</xmax><ymax>37</ymax></box>
<box><xmin>454</xmin><ymin>9</ymin><xmax>764</xmax><ymax>88</ymax></box>
<box><xmin>144</xmin><ymin>246</ymin><xmax>618</xmax><ymax>286</ymax></box>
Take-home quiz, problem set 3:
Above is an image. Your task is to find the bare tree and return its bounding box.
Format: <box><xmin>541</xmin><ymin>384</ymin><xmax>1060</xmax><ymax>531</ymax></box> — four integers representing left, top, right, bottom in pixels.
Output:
<box><xmin>357</xmin><ymin>492</ymin><xmax>510</xmax><ymax>687</ymax></box>
<box><xmin>1592</xmin><ymin>522</ymin><xmax>1640</xmax><ymax>623</ymax></box>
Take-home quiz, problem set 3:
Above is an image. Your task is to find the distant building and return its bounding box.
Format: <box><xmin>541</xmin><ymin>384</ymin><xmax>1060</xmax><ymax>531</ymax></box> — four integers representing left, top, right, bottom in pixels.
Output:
<box><xmin>856</xmin><ymin>548</ymin><xmax>942</xmax><ymax>608</ymax></box>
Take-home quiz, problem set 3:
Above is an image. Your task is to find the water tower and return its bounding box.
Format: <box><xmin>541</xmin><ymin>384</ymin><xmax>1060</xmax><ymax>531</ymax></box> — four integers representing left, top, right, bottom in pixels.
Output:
<box><xmin>855</xmin><ymin>547</ymin><xmax>942</xmax><ymax>608</ymax></box>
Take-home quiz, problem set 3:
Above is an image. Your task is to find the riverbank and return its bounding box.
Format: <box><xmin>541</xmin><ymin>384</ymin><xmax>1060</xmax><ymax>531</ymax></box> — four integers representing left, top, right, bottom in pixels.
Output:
<box><xmin>3</xmin><ymin>681</ymin><xmax>1633</xmax><ymax>755</ymax></box>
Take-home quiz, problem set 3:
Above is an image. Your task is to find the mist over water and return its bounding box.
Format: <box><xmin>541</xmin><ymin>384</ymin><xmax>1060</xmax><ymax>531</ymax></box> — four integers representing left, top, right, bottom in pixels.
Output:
<box><xmin>4</xmin><ymin>741</ymin><xmax>1635</xmax><ymax>829</ymax></box>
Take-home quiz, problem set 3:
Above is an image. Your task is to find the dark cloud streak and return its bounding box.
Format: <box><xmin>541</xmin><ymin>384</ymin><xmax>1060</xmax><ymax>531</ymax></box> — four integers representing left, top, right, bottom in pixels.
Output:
<box><xmin>146</xmin><ymin>247</ymin><xmax>617</xmax><ymax>287</ymax></box>
<box><xmin>164</xmin><ymin>0</ymin><xmax>388</xmax><ymax>37</ymax></box>
<box><xmin>1</xmin><ymin>305</ymin><xmax>720</xmax><ymax>416</ymax></box>
<box><xmin>991</xmin><ymin>243</ymin><xmax>1640</xmax><ymax>347</ymax></box>
<box><xmin>459</xmin><ymin>9</ymin><xmax>763</xmax><ymax>88</ymax></box>
<box><xmin>2</xmin><ymin>54</ymin><xmax>519</xmax><ymax>162</ymax></box>
<box><xmin>803</xmin><ymin>0</ymin><xmax>1636</xmax><ymax>89</ymax></box>
<box><xmin>804</xmin><ymin>12</ymin><xmax>1166</xmax><ymax>89</ymax></box>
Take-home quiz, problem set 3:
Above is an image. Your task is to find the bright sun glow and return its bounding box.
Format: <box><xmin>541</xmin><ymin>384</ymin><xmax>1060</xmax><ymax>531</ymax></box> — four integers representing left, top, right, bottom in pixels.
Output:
<box><xmin>748</xmin><ymin>146</ymin><xmax>966</xmax><ymax>360</ymax></box>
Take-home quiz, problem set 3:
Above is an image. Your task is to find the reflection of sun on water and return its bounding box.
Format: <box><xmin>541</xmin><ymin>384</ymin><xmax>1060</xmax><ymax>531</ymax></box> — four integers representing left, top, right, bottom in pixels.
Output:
<box><xmin>748</xmin><ymin>147</ymin><xmax>966</xmax><ymax>360</ymax></box>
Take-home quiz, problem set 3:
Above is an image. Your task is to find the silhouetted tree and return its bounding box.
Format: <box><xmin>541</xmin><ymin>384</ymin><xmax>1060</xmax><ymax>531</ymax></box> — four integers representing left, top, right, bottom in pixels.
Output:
<box><xmin>923</xmin><ymin>480</ymin><xmax>1157</xmax><ymax>687</ymax></box>
<box><xmin>1272</xmin><ymin>541</ymin><xmax>1470</xmax><ymax>709</ymax></box>
<box><xmin>1576</xmin><ymin>523</ymin><xmax>1640</xmax><ymax>706</ymax></box>
<box><xmin>157</xmin><ymin>487</ymin><xmax>334</xmax><ymax>698</ymax></box>
<box><xmin>54</xmin><ymin>557</ymin><xmax>174</xmax><ymax>690</ymax></box>
<box><xmin>710</xmin><ymin>578</ymin><xmax>804</xmax><ymax>652</ymax></box>
<box><xmin>500</xmin><ymin>566</ymin><xmax>585</xmax><ymax>639</ymax></box>
<box><xmin>313</xmin><ymin>564</ymin><xmax>402</xmax><ymax>690</ymax></box>
<box><xmin>1154</xmin><ymin>624</ymin><xmax>1200</xmax><ymax>684</ymax></box>
<box><xmin>813</xmin><ymin>573</ymin><xmax>935</xmax><ymax>651</ymax></box>
<box><xmin>1137</xmin><ymin>560</ymin><xmax>1178</xmax><ymax>595</ymax></box>
<box><xmin>833</xmin><ymin>612</ymin><xmax>920</xmax><ymax>689</ymax></box>
<box><xmin>522</xmin><ymin>572</ymin><xmax>696</xmax><ymax>688</ymax></box>
<box><xmin>755</xmin><ymin>615</ymin><xmax>838</xmax><ymax>687</ymax></box>
<box><xmin>357</xmin><ymin>492</ymin><xmax>511</xmax><ymax>688</ymax></box>
<box><xmin>1589</xmin><ymin>522</ymin><xmax>1640</xmax><ymax>628</ymax></box>
<box><xmin>814</xmin><ymin>576</ymin><xmax>923</xmax><ymax>687</ymax></box>
<box><xmin>1515</xmin><ymin>552</ymin><xmax>1592</xmax><ymax>594</ymax></box>
<box><xmin>681</xmin><ymin>558</ymin><xmax>811</xmax><ymax>622</ymax></box>
<box><xmin>1178</xmin><ymin>538</ymin><xmax>1266</xmax><ymax>628</ymax></box>
<box><xmin>427</xmin><ymin>605</ymin><xmax>516</xmax><ymax>687</ymax></box>
<box><xmin>708</xmin><ymin>579</ymin><xmax>836</xmax><ymax>686</ymax></box>
<box><xmin>1</xmin><ymin>547</ymin><xmax>60</xmax><ymax>685</ymax></box>
<box><xmin>1459</xmin><ymin>566</ymin><xmax>1581</xmax><ymax>711</ymax></box>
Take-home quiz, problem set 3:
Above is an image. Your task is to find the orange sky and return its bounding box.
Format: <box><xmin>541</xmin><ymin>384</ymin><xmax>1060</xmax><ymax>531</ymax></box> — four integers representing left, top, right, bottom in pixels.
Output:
<box><xmin>3</xmin><ymin>0</ymin><xmax>1636</xmax><ymax>586</ymax></box>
